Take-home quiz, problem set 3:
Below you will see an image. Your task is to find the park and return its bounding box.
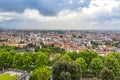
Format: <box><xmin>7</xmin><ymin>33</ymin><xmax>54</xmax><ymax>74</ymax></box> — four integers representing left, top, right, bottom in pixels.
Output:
<box><xmin>0</xmin><ymin>46</ymin><xmax>120</xmax><ymax>80</ymax></box>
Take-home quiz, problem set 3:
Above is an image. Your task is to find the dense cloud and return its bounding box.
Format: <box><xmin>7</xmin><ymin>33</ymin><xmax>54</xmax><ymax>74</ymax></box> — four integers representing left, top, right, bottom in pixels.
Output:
<box><xmin>0</xmin><ymin>0</ymin><xmax>90</xmax><ymax>16</ymax></box>
<box><xmin>0</xmin><ymin>0</ymin><xmax>120</xmax><ymax>30</ymax></box>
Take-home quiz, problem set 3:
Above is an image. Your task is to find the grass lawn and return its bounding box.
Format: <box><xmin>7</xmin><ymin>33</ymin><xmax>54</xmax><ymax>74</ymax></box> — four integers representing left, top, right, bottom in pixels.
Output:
<box><xmin>0</xmin><ymin>73</ymin><xmax>17</xmax><ymax>80</ymax></box>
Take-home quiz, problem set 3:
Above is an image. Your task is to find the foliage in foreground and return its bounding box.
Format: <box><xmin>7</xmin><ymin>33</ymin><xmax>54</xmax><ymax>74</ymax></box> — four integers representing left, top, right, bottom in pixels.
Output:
<box><xmin>89</xmin><ymin>58</ymin><xmax>103</xmax><ymax>76</ymax></box>
<box><xmin>29</xmin><ymin>66</ymin><xmax>51</xmax><ymax>80</ymax></box>
<box><xmin>0</xmin><ymin>46</ymin><xmax>120</xmax><ymax>80</ymax></box>
<box><xmin>101</xmin><ymin>67</ymin><xmax>115</xmax><ymax>80</ymax></box>
<box><xmin>53</xmin><ymin>60</ymin><xmax>81</xmax><ymax>80</ymax></box>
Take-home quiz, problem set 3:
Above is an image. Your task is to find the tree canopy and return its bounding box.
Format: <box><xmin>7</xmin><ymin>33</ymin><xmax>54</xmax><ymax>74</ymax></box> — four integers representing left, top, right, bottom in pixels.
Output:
<box><xmin>30</xmin><ymin>67</ymin><xmax>51</xmax><ymax>80</ymax></box>
<box><xmin>36</xmin><ymin>52</ymin><xmax>50</xmax><ymax>67</ymax></box>
<box><xmin>101</xmin><ymin>67</ymin><xmax>115</xmax><ymax>80</ymax></box>
<box><xmin>89</xmin><ymin>58</ymin><xmax>103</xmax><ymax>76</ymax></box>
<box><xmin>104</xmin><ymin>54</ymin><xmax>120</xmax><ymax>75</ymax></box>
<box><xmin>53</xmin><ymin>60</ymin><xmax>81</xmax><ymax>80</ymax></box>
<box><xmin>75</xmin><ymin>57</ymin><xmax>87</xmax><ymax>72</ymax></box>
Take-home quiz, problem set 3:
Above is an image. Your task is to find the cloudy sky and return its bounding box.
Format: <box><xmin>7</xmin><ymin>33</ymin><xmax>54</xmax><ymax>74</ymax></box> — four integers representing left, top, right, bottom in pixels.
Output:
<box><xmin>0</xmin><ymin>0</ymin><xmax>120</xmax><ymax>30</ymax></box>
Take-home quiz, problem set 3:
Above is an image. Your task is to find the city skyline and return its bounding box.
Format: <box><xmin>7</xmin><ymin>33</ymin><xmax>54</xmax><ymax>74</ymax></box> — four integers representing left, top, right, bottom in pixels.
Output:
<box><xmin>0</xmin><ymin>0</ymin><xmax>120</xmax><ymax>30</ymax></box>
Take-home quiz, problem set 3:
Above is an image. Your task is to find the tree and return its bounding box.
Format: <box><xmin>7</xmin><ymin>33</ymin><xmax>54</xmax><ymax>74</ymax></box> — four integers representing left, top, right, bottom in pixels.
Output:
<box><xmin>0</xmin><ymin>46</ymin><xmax>18</xmax><ymax>51</ymax></box>
<box><xmin>78</xmin><ymin>50</ymin><xmax>98</xmax><ymax>68</ymax></box>
<box><xmin>27</xmin><ymin>52</ymin><xmax>39</xmax><ymax>64</ymax></box>
<box><xmin>53</xmin><ymin>60</ymin><xmax>81</xmax><ymax>80</ymax></box>
<box><xmin>0</xmin><ymin>52</ymin><xmax>13</xmax><ymax>68</ymax></box>
<box><xmin>59</xmin><ymin>71</ymin><xmax>71</xmax><ymax>80</ymax></box>
<box><xmin>12</xmin><ymin>53</ymin><xmax>32</xmax><ymax>70</ymax></box>
<box><xmin>60</xmin><ymin>54</ymin><xmax>72</xmax><ymax>61</ymax></box>
<box><xmin>40</xmin><ymin>44</ymin><xmax>65</xmax><ymax>54</ymax></box>
<box><xmin>110</xmin><ymin>52</ymin><xmax>120</xmax><ymax>64</ymax></box>
<box><xmin>23</xmin><ymin>53</ymin><xmax>32</xmax><ymax>71</ymax></box>
<box><xmin>35</xmin><ymin>46</ymin><xmax>40</xmax><ymax>52</ymax></box>
<box><xmin>40</xmin><ymin>48</ymin><xmax>51</xmax><ymax>54</ymax></box>
<box><xmin>89</xmin><ymin>58</ymin><xmax>103</xmax><ymax>77</ymax></box>
<box><xmin>75</xmin><ymin>57</ymin><xmax>87</xmax><ymax>72</ymax></box>
<box><xmin>9</xmin><ymin>50</ymin><xmax>16</xmax><ymax>56</ymax></box>
<box><xmin>67</xmin><ymin>61</ymin><xmax>81</xmax><ymax>80</ymax></box>
<box><xmin>12</xmin><ymin>54</ymin><xmax>24</xmax><ymax>69</ymax></box>
<box><xmin>52</xmin><ymin>53</ymin><xmax>61</xmax><ymax>64</ymax></box>
<box><xmin>91</xmin><ymin>41</ymin><xmax>99</xmax><ymax>49</ymax></box>
<box><xmin>36</xmin><ymin>52</ymin><xmax>50</xmax><ymax>67</ymax></box>
<box><xmin>30</xmin><ymin>67</ymin><xmax>51</xmax><ymax>80</ymax></box>
<box><xmin>101</xmin><ymin>67</ymin><xmax>115</xmax><ymax>80</ymax></box>
<box><xmin>104</xmin><ymin>55</ymin><xmax>120</xmax><ymax>75</ymax></box>
<box><xmin>65</xmin><ymin>51</ymin><xmax>79</xmax><ymax>60</ymax></box>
